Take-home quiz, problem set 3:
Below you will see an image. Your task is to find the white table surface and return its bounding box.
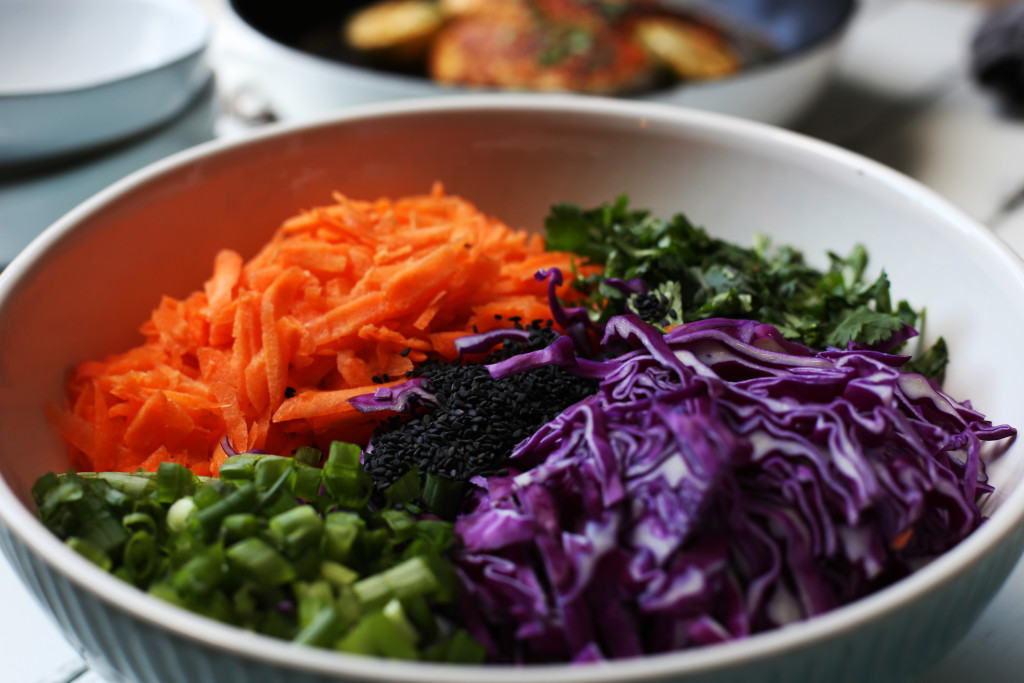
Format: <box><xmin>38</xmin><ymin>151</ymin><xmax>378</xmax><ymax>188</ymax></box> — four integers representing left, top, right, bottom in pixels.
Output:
<box><xmin>4</xmin><ymin>0</ymin><xmax>1024</xmax><ymax>680</ymax></box>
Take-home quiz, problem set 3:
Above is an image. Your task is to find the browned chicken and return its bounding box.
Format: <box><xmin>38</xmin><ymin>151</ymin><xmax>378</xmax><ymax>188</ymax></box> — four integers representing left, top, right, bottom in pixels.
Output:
<box><xmin>429</xmin><ymin>15</ymin><xmax>655</xmax><ymax>94</ymax></box>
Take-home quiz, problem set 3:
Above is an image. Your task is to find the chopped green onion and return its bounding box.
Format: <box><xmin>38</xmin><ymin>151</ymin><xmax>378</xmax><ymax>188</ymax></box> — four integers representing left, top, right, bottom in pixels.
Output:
<box><xmin>217</xmin><ymin>453</ymin><xmax>265</xmax><ymax>482</ymax></box>
<box><xmin>336</xmin><ymin>611</ymin><xmax>419</xmax><ymax>660</ymax></box>
<box><xmin>122</xmin><ymin>530</ymin><xmax>158</xmax><ymax>584</ymax></box>
<box><xmin>31</xmin><ymin>471</ymin><xmax>60</xmax><ymax>503</ymax></box>
<box><xmin>81</xmin><ymin>471</ymin><xmax>159</xmax><ymax>500</ymax></box>
<box><xmin>323</xmin><ymin>441</ymin><xmax>372</xmax><ymax>510</ymax></box>
<box><xmin>269</xmin><ymin>505</ymin><xmax>323</xmax><ymax>558</ymax></box>
<box><xmin>171</xmin><ymin>546</ymin><xmax>226</xmax><ymax>599</ymax></box>
<box><xmin>220</xmin><ymin>513</ymin><xmax>261</xmax><ymax>544</ymax></box>
<box><xmin>156</xmin><ymin>462</ymin><xmax>198</xmax><ymax>503</ymax></box>
<box><xmin>67</xmin><ymin>537</ymin><xmax>112</xmax><ymax>571</ymax></box>
<box><xmin>293</xmin><ymin>605</ymin><xmax>348</xmax><ymax>648</ymax></box>
<box><xmin>166</xmin><ymin>496</ymin><xmax>197</xmax><ymax>534</ymax></box>
<box><xmin>322</xmin><ymin>512</ymin><xmax>364</xmax><ymax>565</ymax></box>
<box><xmin>321</xmin><ymin>560</ymin><xmax>359</xmax><ymax>587</ymax></box>
<box><xmin>122</xmin><ymin>511</ymin><xmax>158</xmax><ymax>536</ymax></box>
<box><xmin>254</xmin><ymin>455</ymin><xmax>293</xmax><ymax>491</ymax></box>
<box><xmin>357</xmin><ymin>528</ymin><xmax>392</xmax><ymax>571</ymax></box>
<box><xmin>382</xmin><ymin>598</ymin><xmax>420</xmax><ymax>644</ymax></box>
<box><xmin>413</xmin><ymin>519</ymin><xmax>455</xmax><ymax>553</ymax></box>
<box><xmin>192</xmin><ymin>479</ymin><xmax>234</xmax><ymax>509</ymax></box>
<box><xmin>85</xmin><ymin>477</ymin><xmax>131</xmax><ymax>513</ymax></box>
<box><xmin>256</xmin><ymin>462</ymin><xmax>298</xmax><ymax>515</ymax></box>
<box><xmin>293</xmin><ymin>446</ymin><xmax>322</xmax><ymax>468</ymax></box>
<box><xmin>379</xmin><ymin>509</ymin><xmax>416</xmax><ymax>544</ymax></box>
<box><xmin>422</xmin><ymin>474</ymin><xmax>465</xmax><ymax>520</ymax></box>
<box><xmin>424</xmin><ymin>629</ymin><xmax>487</xmax><ymax>664</ymax></box>
<box><xmin>33</xmin><ymin>439</ymin><xmax>469</xmax><ymax>662</ymax></box>
<box><xmin>148</xmin><ymin>581</ymin><xmax>185</xmax><ymax>607</ymax></box>
<box><xmin>289</xmin><ymin>464</ymin><xmax>324</xmax><ymax>503</ymax></box>
<box><xmin>383</xmin><ymin>466</ymin><xmax>420</xmax><ymax>506</ymax></box>
<box><xmin>353</xmin><ymin>556</ymin><xmax>439</xmax><ymax>611</ymax></box>
<box><xmin>400</xmin><ymin>595</ymin><xmax>440</xmax><ymax>642</ymax></box>
<box><xmin>295</xmin><ymin>579</ymin><xmax>335</xmax><ymax>629</ymax></box>
<box><xmin>335</xmin><ymin>584</ymin><xmax>363</xmax><ymax>627</ymax></box>
<box><xmin>227</xmin><ymin>537</ymin><xmax>296</xmax><ymax>587</ymax></box>
<box><xmin>73</xmin><ymin>493</ymin><xmax>128</xmax><ymax>552</ymax></box>
<box><xmin>192</xmin><ymin>482</ymin><xmax>258</xmax><ymax>541</ymax></box>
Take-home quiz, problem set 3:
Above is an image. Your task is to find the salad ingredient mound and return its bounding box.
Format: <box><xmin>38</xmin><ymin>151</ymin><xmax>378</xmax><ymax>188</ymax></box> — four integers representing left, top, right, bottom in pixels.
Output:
<box><xmin>33</xmin><ymin>443</ymin><xmax>485</xmax><ymax>663</ymax></box>
<box><xmin>546</xmin><ymin>197</ymin><xmax>949</xmax><ymax>379</ymax></box>
<box><xmin>35</xmin><ymin>193</ymin><xmax>1017</xmax><ymax>664</ymax></box>
<box><xmin>455</xmin><ymin>315</ymin><xmax>1014</xmax><ymax>662</ymax></box>
<box><xmin>48</xmin><ymin>186</ymin><xmax>590</xmax><ymax>477</ymax></box>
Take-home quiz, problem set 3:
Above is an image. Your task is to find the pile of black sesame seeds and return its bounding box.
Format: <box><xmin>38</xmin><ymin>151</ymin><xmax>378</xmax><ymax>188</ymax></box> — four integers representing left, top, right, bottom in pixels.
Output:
<box><xmin>362</xmin><ymin>317</ymin><xmax>599</xmax><ymax>488</ymax></box>
<box><xmin>628</xmin><ymin>291</ymin><xmax>677</xmax><ymax>328</ymax></box>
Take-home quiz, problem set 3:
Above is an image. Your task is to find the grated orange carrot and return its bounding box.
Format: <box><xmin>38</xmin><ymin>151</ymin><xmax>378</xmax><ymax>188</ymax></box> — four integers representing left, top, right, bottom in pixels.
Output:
<box><xmin>51</xmin><ymin>185</ymin><xmax>595</xmax><ymax>475</ymax></box>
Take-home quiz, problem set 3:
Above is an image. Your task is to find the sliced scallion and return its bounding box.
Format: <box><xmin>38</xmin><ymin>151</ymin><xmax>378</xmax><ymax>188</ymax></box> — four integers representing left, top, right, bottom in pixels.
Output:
<box><xmin>192</xmin><ymin>482</ymin><xmax>258</xmax><ymax>541</ymax></box>
<box><xmin>269</xmin><ymin>505</ymin><xmax>324</xmax><ymax>557</ymax></box>
<box><xmin>67</xmin><ymin>536</ymin><xmax>112</xmax><ymax>571</ymax></box>
<box><xmin>323</xmin><ymin>441</ymin><xmax>372</xmax><ymax>510</ymax></box>
<box><xmin>216</xmin><ymin>453</ymin><xmax>265</xmax><ymax>483</ymax></box>
<box><xmin>166</xmin><ymin>496</ymin><xmax>197</xmax><ymax>534</ymax></box>
<box><xmin>226</xmin><ymin>537</ymin><xmax>296</xmax><ymax>587</ymax></box>
<box><xmin>352</xmin><ymin>556</ymin><xmax>439</xmax><ymax>611</ymax></box>
<box><xmin>156</xmin><ymin>462</ymin><xmax>199</xmax><ymax>503</ymax></box>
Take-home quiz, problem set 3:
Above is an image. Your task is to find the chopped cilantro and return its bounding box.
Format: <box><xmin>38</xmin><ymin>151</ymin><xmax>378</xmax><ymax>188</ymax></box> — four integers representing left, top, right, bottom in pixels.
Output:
<box><xmin>545</xmin><ymin>196</ymin><xmax>947</xmax><ymax>379</ymax></box>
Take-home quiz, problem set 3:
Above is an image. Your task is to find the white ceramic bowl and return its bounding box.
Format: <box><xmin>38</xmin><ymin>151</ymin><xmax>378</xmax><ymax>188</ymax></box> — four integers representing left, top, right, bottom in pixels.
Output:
<box><xmin>2</xmin><ymin>96</ymin><xmax>1024</xmax><ymax>683</ymax></box>
<box><xmin>0</xmin><ymin>0</ymin><xmax>212</xmax><ymax>166</ymax></box>
<box><xmin>221</xmin><ymin>0</ymin><xmax>856</xmax><ymax>127</ymax></box>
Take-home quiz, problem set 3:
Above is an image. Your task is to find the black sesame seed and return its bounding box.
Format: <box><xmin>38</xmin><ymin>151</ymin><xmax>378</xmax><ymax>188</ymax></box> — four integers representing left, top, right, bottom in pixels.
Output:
<box><xmin>361</xmin><ymin>325</ymin><xmax>599</xmax><ymax>488</ymax></box>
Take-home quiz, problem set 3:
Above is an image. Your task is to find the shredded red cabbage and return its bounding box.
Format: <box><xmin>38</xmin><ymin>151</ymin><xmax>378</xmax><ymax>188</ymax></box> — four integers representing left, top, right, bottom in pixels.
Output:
<box><xmin>454</xmin><ymin>315</ymin><xmax>1015</xmax><ymax>663</ymax></box>
<box><xmin>348</xmin><ymin>377</ymin><xmax>435</xmax><ymax>414</ymax></box>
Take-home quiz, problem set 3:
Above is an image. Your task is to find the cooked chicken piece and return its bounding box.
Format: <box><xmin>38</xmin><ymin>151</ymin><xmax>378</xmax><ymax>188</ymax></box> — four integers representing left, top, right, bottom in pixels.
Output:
<box><xmin>438</xmin><ymin>0</ymin><xmax>528</xmax><ymax>20</ymax></box>
<box><xmin>429</xmin><ymin>16</ymin><xmax>655</xmax><ymax>94</ymax></box>
<box><xmin>632</xmin><ymin>15</ymin><xmax>741</xmax><ymax>81</ymax></box>
<box><xmin>343</xmin><ymin>0</ymin><xmax>444</xmax><ymax>64</ymax></box>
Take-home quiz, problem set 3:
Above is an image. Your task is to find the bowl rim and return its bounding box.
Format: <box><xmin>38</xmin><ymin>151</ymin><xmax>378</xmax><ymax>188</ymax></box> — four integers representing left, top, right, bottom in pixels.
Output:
<box><xmin>2</xmin><ymin>93</ymin><xmax>1024</xmax><ymax>681</ymax></box>
<box><xmin>224</xmin><ymin>0</ymin><xmax>859</xmax><ymax>98</ymax></box>
<box><xmin>0</xmin><ymin>0</ymin><xmax>210</xmax><ymax>98</ymax></box>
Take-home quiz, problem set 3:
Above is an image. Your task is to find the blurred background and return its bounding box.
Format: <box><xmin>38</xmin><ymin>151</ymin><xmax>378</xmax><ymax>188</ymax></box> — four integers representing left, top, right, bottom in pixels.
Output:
<box><xmin>2</xmin><ymin>0</ymin><xmax>1024</xmax><ymax>681</ymax></box>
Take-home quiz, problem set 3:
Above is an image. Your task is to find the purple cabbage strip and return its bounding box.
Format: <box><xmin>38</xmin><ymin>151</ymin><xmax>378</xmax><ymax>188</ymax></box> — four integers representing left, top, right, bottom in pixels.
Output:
<box><xmin>454</xmin><ymin>328</ymin><xmax>533</xmax><ymax>355</ymax></box>
<box><xmin>348</xmin><ymin>377</ymin><xmax>435</xmax><ymax>414</ymax></box>
<box><xmin>218</xmin><ymin>435</ymin><xmax>266</xmax><ymax>458</ymax></box>
<box><xmin>535</xmin><ymin>268</ymin><xmax>601</xmax><ymax>354</ymax></box>
<box><xmin>455</xmin><ymin>316</ymin><xmax>1015</xmax><ymax>663</ymax></box>
<box><xmin>219</xmin><ymin>434</ymin><xmax>239</xmax><ymax>458</ymax></box>
<box><xmin>603</xmin><ymin>277</ymin><xmax>649</xmax><ymax>298</ymax></box>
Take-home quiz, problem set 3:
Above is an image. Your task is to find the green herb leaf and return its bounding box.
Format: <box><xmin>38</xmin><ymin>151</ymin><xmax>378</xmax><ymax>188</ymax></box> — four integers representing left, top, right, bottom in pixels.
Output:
<box><xmin>547</xmin><ymin>197</ymin><xmax>946</xmax><ymax>378</ymax></box>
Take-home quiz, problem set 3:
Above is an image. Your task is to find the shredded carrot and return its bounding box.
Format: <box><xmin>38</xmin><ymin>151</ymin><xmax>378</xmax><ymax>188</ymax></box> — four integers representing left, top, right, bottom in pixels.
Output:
<box><xmin>51</xmin><ymin>185</ymin><xmax>595</xmax><ymax>475</ymax></box>
<box><xmin>890</xmin><ymin>527</ymin><xmax>914</xmax><ymax>551</ymax></box>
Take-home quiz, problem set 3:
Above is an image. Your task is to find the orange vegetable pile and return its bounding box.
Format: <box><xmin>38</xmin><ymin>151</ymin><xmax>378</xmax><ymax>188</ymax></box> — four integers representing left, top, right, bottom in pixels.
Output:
<box><xmin>48</xmin><ymin>185</ymin><xmax>591</xmax><ymax>476</ymax></box>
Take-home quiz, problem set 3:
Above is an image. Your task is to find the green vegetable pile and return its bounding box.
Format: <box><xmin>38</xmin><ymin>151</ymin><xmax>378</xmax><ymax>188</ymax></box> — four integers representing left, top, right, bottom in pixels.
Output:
<box><xmin>31</xmin><ymin>442</ymin><xmax>484</xmax><ymax>662</ymax></box>
<box><xmin>545</xmin><ymin>197</ymin><xmax>948</xmax><ymax>379</ymax></box>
